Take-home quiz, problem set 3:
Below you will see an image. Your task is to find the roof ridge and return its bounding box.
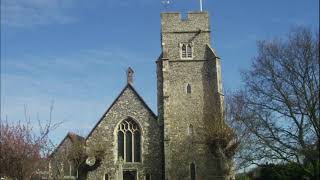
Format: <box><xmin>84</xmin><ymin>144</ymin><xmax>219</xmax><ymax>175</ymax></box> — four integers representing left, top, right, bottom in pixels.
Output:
<box><xmin>85</xmin><ymin>83</ymin><xmax>157</xmax><ymax>140</ymax></box>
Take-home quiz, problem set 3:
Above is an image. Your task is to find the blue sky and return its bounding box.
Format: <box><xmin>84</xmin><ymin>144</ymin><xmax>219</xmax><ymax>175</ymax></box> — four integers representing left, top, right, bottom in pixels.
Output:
<box><xmin>1</xmin><ymin>0</ymin><xmax>319</xmax><ymax>144</ymax></box>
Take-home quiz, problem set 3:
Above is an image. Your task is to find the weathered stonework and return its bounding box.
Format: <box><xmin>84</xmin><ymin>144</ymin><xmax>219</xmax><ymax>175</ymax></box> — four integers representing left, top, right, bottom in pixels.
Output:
<box><xmin>157</xmin><ymin>12</ymin><xmax>225</xmax><ymax>179</ymax></box>
<box><xmin>49</xmin><ymin>133</ymin><xmax>84</xmax><ymax>180</ymax></box>
<box><xmin>51</xmin><ymin>11</ymin><xmax>231</xmax><ymax>180</ymax></box>
<box><xmin>85</xmin><ymin>85</ymin><xmax>162</xmax><ymax>180</ymax></box>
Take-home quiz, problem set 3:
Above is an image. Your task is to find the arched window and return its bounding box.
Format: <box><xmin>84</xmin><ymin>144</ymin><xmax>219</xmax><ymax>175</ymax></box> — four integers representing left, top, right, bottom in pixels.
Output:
<box><xmin>181</xmin><ymin>43</ymin><xmax>193</xmax><ymax>59</ymax></box>
<box><xmin>118</xmin><ymin>131</ymin><xmax>124</xmax><ymax>159</ymax></box>
<box><xmin>190</xmin><ymin>163</ymin><xmax>196</xmax><ymax>180</ymax></box>
<box><xmin>181</xmin><ymin>44</ymin><xmax>187</xmax><ymax>58</ymax></box>
<box><xmin>104</xmin><ymin>174</ymin><xmax>109</xmax><ymax>180</ymax></box>
<box><xmin>187</xmin><ymin>84</ymin><xmax>192</xmax><ymax>94</ymax></box>
<box><xmin>118</xmin><ymin>118</ymin><xmax>141</xmax><ymax>162</ymax></box>
<box><xmin>188</xmin><ymin>124</ymin><xmax>193</xmax><ymax>135</ymax></box>
<box><xmin>126</xmin><ymin>131</ymin><xmax>132</xmax><ymax>162</ymax></box>
<box><xmin>187</xmin><ymin>44</ymin><xmax>192</xmax><ymax>58</ymax></box>
<box><xmin>134</xmin><ymin>131</ymin><xmax>141</xmax><ymax>162</ymax></box>
<box><xmin>146</xmin><ymin>173</ymin><xmax>151</xmax><ymax>180</ymax></box>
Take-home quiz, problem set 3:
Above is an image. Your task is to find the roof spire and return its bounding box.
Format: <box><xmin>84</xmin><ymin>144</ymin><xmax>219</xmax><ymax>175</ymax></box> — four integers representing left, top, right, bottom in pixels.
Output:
<box><xmin>127</xmin><ymin>67</ymin><xmax>134</xmax><ymax>85</ymax></box>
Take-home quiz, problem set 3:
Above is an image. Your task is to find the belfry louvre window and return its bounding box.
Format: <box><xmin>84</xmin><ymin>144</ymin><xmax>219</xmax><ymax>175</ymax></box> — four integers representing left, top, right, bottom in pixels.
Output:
<box><xmin>181</xmin><ymin>43</ymin><xmax>193</xmax><ymax>59</ymax></box>
<box><xmin>118</xmin><ymin>118</ymin><xmax>141</xmax><ymax>162</ymax></box>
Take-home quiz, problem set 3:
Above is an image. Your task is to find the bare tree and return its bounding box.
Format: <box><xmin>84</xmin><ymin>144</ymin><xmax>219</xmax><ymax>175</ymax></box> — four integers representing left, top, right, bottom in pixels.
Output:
<box><xmin>203</xmin><ymin>93</ymin><xmax>239</xmax><ymax>179</ymax></box>
<box><xmin>49</xmin><ymin>132</ymin><xmax>86</xmax><ymax>180</ymax></box>
<box><xmin>228</xmin><ymin>27</ymin><xmax>319</xmax><ymax>178</ymax></box>
<box><xmin>224</xmin><ymin>94</ymin><xmax>252</xmax><ymax>171</ymax></box>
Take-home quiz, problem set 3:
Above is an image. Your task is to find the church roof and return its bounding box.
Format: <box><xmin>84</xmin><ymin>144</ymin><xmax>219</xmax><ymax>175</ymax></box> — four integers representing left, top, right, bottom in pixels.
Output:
<box><xmin>85</xmin><ymin>83</ymin><xmax>157</xmax><ymax>140</ymax></box>
<box><xmin>206</xmin><ymin>44</ymin><xmax>220</xmax><ymax>59</ymax></box>
<box><xmin>50</xmin><ymin>132</ymin><xmax>84</xmax><ymax>157</ymax></box>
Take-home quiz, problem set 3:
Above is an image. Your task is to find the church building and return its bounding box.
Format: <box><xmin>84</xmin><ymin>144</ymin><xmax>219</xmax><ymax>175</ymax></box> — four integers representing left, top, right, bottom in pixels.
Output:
<box><xmin>50</xmin><ymin>11</ymin><xmax>228</xmax><ymax>180</ymax></box>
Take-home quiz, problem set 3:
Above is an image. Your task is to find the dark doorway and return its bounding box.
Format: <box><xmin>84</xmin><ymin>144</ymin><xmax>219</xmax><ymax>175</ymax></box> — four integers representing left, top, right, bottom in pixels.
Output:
<box><xmin>123</xmin><ymin>170</ymin><xmax>136</xmax><ymax>180</ymax></box>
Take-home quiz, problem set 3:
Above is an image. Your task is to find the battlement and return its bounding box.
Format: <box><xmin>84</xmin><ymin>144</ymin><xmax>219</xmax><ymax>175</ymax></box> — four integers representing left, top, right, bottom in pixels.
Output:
<box><xmin>161</xmin><ymin>11</ymin><xmax>210</xmax><ymax>33</ymax></box>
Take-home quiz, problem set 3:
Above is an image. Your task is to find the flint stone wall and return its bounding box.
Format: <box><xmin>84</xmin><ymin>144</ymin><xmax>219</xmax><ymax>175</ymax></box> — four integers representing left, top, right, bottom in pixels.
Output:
<box><xmin>86</xmin><ymin>86</ymin><xmax>162</xmax><ymax>180</ymax></box>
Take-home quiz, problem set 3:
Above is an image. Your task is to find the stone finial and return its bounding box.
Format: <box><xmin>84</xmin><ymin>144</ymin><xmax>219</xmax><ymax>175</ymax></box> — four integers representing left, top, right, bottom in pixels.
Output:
<box><xmin>127</xmin><ymin>67</ymin><xmax>134</xmax><ymax>85</ymax></box>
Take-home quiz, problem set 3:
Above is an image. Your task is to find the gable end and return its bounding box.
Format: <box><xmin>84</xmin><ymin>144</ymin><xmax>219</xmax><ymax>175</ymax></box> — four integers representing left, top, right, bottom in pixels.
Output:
<box><xmin>85</xmin><ymin>84</ymin><xmax>157</xmax><ymax>140</ymax></box>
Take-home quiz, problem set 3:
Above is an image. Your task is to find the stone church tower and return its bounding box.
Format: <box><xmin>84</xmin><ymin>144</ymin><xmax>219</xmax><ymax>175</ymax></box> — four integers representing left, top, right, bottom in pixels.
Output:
<box><xmin>50</xmin><ymin>11</ymin><xmax>231</xmax><ymax>180</ymax></box>
<box><xmin>157</xmin><ymin>12</ymin><xmax>224</xmax><ymax>179</ymax></box>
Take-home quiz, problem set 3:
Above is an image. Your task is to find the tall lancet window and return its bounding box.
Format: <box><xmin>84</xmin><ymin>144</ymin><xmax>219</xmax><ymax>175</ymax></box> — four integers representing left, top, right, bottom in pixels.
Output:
<box><xmin>190</xmin><ymin>163</ymin><xmax>196</xmax><ymax>180</ymax></box>
<box><xmin>188</xmin><ymin>124</ymin><xmax>194</xmax><ymax>135</ymax></box>
<box><xmin>181</xmin><ymin>43</ymin><xmax>193</xmax><ymax>59</ymax></box>
<box><xmin>187</xmin><ymin>84</ymin><xmax>192</xmax><ymax>94</ymax></box>
<box><xmin>118</xmin><ymin>118</ymin><xmax>141</xmax><ymax>162</ymax></box>
<box><xmin>182</xmin><ymin>44</ymin><xmax>187</xmax><ymax>58</ymax></box>
<box><xmin>187</xmin><ymin>44</ymin><xmax>192</xmax><ymax>58</ymax></box>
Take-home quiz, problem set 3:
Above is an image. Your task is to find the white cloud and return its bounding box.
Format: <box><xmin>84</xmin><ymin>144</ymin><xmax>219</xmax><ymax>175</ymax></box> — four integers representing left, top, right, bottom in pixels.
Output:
<box><xmin>1</xmin><ymin>0</ymin><xmax>76</xmax><ymax>27</ymax></box>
